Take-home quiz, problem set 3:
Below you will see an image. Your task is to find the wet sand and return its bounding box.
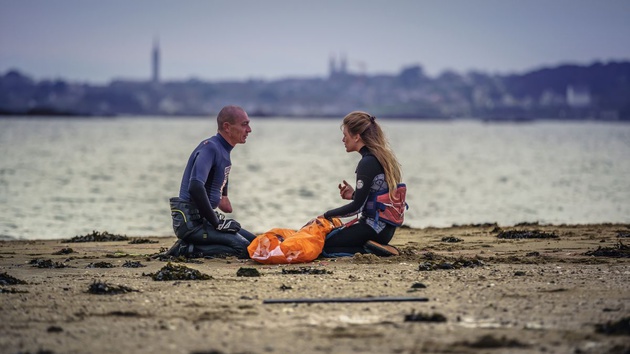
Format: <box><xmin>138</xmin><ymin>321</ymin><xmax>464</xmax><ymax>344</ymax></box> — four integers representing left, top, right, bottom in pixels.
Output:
<box><xmin>1</xmin><ymin>223</ymin><xmax>629</xmax><ymax>354</ymax></box>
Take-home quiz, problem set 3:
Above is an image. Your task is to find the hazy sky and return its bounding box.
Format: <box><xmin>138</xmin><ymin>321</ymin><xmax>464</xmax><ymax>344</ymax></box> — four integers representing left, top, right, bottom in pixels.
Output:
<box><xmin>1</xmin><ymin>0</ymin><xmax>629</xmax><ymax>84</ymax></box>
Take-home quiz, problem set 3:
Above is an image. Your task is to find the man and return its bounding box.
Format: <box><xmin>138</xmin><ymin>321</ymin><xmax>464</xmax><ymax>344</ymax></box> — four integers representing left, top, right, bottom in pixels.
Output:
<box><xmin>166</xmin><ymin>105</ymin><xmax>256</xmax><ymax>258</ymax></box>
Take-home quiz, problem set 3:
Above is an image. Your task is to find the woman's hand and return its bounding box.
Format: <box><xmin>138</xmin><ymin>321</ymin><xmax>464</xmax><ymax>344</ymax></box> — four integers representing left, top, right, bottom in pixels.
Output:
<box><xmin>338</xmin><ymin>180</ymin><xmax>354</xmax><ymax>200</ymax></box>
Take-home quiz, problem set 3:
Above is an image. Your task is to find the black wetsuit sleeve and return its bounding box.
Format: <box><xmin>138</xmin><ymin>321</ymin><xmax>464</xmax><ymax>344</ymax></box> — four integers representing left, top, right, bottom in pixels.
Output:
<box><xmin>189</xmin><ymin>180</ymin><xmax>220</xmax><ymax>227</ymax></box>
<box><xmin>324</xmin><ymin>155</ymin><xmax>382</xmax><ymax>219</ymax></box>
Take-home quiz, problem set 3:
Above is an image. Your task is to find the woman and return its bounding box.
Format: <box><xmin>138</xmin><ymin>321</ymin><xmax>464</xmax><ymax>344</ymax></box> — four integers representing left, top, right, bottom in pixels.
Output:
<box><xmin>321</xmin><ymin>111</ymin><xmax>405</xmax><ymax>257</ymax></box>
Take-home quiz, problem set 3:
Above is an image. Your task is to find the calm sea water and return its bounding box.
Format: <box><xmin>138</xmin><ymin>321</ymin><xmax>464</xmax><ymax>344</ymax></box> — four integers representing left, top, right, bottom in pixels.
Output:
<box><xmin>1</xmin><ymin>117</ymin><xmax>629</xmax><ymax>240</ymax></box>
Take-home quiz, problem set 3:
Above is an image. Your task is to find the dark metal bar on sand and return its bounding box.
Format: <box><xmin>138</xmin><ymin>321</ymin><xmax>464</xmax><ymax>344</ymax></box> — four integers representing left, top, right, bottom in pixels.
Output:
<box><xmin>263</xmin><ymin>296</ymin><xmax>429</xmax><ymax>304</ymax></box>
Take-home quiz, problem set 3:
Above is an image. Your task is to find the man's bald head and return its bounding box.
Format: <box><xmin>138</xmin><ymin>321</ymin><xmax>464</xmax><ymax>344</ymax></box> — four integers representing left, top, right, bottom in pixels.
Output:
<box><xmin>216</xmin><ymin>105</ymin><xmax>251</xmax><ymax>146</ymax></box>
<box><xmin>217</xmin><ymin>105</ymin><xmax>246</xmax><ymax>132</ymax></box>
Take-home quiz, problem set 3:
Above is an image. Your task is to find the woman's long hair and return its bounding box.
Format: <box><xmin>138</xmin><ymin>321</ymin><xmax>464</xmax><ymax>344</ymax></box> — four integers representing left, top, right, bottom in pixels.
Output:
<box><xmin>343</xmin><ymin>111</ymin><xmax>402</xmax><ymax>199</ymax></box>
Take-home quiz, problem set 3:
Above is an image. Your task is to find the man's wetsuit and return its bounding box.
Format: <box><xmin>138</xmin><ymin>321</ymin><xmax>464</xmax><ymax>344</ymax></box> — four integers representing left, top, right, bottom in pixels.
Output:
<box><xmin>179</xmin><ymin>133</ymin><xmax>232</xmax><ymax>225</ymax></box>
<box><xmin>323</xmin><ymin>146</ymin><xmax>396</xmax><ymax>254</ymax></box>
<box><xmin>169</xmin><ymin>133</ymin><xmax>255</xmax><ymax>258</ymax></box>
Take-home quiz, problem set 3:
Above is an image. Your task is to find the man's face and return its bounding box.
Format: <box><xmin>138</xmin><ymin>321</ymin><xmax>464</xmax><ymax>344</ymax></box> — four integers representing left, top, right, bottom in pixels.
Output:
<box><xmin>225</xmin><ymin>114</ymin><xmax>251</xmax><ymax>145</ymax></box>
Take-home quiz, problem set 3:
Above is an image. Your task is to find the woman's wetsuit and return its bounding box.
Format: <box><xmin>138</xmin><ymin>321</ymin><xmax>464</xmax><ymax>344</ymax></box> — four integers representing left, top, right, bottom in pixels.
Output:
<box><xmin>322</xmin><ymin>146</ymin><xmax>396</xmax><ymax>254</ymax></box>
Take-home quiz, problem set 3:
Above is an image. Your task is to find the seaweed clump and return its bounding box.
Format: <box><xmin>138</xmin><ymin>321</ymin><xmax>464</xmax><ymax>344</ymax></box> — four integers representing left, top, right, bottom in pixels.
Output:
<box><xmin>418</xmin><ymin>252</ymin><xmax>484</xmax><ymax>271</ymax></box>
<box><xmin>122</xmin><ymin>260</ymin><xmax>146</xmax><ymax>268</ymax></box>
<box><xmin>282</xmin><ymin>267</ymin><xmax>332</xmax><ymax>275</ymax></box>
<box><xmin>88</xmin><ymin>280</ymin><xmax>136</xmax><ymax>295</ymax></box>
<box><xmin>1</xmin><ymin>288</ymin><xmax>28</xmax><ymax>294</ymax></box>
<box><xmin>144</xmin><ymin>262</ymin><xmax>212</xmax><ymax>281</ymax></box>
<box><xmin>595</xmin><ymin>317</ymin><xmax>630</xmax><ymax>335</ymax></box>
<box><xmin>86</xmin><ymin>261</ymin><xmax>115</xmax><ymax>268</ymax></box>
<box><xmin>52</xmin><ymin>247</ymin><xmax>74</xmax><ymax>255</ymax></box>
<box><xmin>236</xmin><ymin>267</ymin><xmax>261</xmax><ymax>277</ymax></box>
<box><xmin>404</xmin><ymin>311</ymin><xmax>447</xmax><ymax>322</ymax></box>
<box><xmin>585</xmin><ymin>241</ymin><xmax>630</xmax><ymax>258</ymax></box>
<box><xmin>617</xmin><ymin>231</ymin><xmax>630</xmax><ymax>238</ymax></box>
<box><xmin>66</xmin><ymin>230</ymin><xmax>129</xmax><ymax>243</ymax></box>
<box><xmin>410</xmin><ymin>282</ymin><xmax>427</xmax><ymax>289</ymax></box>
<box><xmin>129</xmin><ymin>238</ymin><xmax>159</xmax><ymax>244</ymax></box>
<box><xmin>441</xmin><ymin>236</ymin><xmax>463</xmax><ymax>243</ymax></box>
<box><xmin>30</xmin><ymin>258</ymin><xmax>66</xmax><ymax>268</ymax></box>
<box><xmin>497</xmin><ymin>230</ymin><xmax>558</xmax><ymax>239</ymax></box>
<box><xmin>152</xmin><ymin>252</ymin><xmax>203</xmax><ymax>264</ymax></box>
<box><xmin>0</xmin><ymin>272</ymin><xmax>27</xmax><ymax>285</ymax></box>
<box><xmin>104</xmin><ymin>252</ymin><xmax>130</xmax><ymax>258</ymax></box>
<box><xmin>460</xmin><ymin>334</ymin><xmax>529</xmax><ymax>349</ymax></box>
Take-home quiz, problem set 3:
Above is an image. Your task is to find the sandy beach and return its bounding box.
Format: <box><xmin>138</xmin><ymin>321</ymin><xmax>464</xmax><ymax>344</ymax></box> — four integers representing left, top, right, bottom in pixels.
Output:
<box><xmin>1</xmin><ymin>223</ymin><xmax>629</xmax><ymax>354</ymax></box>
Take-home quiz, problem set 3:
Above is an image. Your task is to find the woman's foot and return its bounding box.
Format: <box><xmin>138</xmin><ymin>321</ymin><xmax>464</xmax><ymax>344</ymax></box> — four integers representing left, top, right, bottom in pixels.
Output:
<box><xmin>365</xmin><ymin>240</ymin><xmax>399</xmax><ymax>256</ymax></box>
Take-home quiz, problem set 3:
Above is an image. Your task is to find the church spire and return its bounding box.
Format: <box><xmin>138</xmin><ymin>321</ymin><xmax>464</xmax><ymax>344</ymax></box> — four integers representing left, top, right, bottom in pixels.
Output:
<box><xmin>152</xmin><ymin>37</ymin><xmax>160</xmax><ymax>85</ymax></box>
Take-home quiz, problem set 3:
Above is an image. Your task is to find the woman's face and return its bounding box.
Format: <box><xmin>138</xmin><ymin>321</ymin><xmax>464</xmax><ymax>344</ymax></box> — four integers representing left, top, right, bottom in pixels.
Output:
<box><xmin>342</xmin><ymin>125</ymin><xmax>360</xmax><ymax>153</ymax></box>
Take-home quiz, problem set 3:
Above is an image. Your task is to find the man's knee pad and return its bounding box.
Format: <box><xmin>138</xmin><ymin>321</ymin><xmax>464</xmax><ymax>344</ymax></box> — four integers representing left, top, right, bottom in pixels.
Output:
<box><xmin>170</xmin><ymin>197</ymin><xmax>202</xmax><ymax>238</ymax></box>
<box><xmin>185</xmin><ymin>226</ymin><xmax>249</xmax><ymax>258</ymax></box>
<box><xmin>164</xmin><ymin>239</ymin><xmax>239</xmax><ymax>259</ymax></box>
<box><xmin>190</xmin><ymin>244</ymin><xmax>240</xmax><ymax>258</ymax></box>
<box><xmin>184</xmin><ymin>224</ymin><xmax>217</xmax><ymax>245</ymax></box>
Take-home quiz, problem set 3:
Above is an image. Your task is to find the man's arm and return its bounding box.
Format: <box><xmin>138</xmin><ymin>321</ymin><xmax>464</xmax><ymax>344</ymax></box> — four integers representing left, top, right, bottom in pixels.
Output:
<box><xmin>189</xmin><ymin>180</ymin><xmax>220</xmax><ymax>227</ymax></box>
<box><xmin>219</xmin><ymin>180</ymin><xmax>232</xmax><ymax>213</ymax></box>
<box><xmin>190</xmin><ymin>183</ymin><xmax>239</xmax><ymax>232</ymax></box>
<box><xmin>187</xmin><ymin>147</ymin><xmax>221</xmax><ymax>227</ymax></box>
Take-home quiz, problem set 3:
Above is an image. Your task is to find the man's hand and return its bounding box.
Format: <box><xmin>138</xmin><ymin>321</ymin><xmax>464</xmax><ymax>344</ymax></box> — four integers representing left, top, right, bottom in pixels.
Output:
<box><xmin>216</xmin><ymin>218</ymin><xmax>241</xmax><ymax>233</ymax></box>
<box><xmin>218</xmin><ymin>196</ymin><xmax>233</xmax><ymax>213</ymax></box>
<box><xmin>338</xmin><ymin>180</ymin><xmax>354</xmax><ymax>200</ymax></box>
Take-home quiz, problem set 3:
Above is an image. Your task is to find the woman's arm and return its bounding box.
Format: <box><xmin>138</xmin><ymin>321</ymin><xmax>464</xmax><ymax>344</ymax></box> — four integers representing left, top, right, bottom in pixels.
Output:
<box><xmin>323</xmin><ymin>155</ymin><xmax>382</xmax><ymax>219</ymax></box>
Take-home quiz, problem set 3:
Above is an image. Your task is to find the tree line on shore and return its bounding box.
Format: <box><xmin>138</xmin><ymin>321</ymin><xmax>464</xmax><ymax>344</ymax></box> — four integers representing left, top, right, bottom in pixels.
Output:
<box><xmin>1</xmin><ymin>61</ymin><xmax>629</xmax><ymax>121</ymax></box>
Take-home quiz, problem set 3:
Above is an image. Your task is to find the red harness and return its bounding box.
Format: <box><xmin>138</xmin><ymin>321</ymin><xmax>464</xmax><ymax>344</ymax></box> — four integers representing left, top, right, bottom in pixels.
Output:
<box><xmin>365</xmin><ymin>184</ymin><xmax>408</xmax><ymax>226</ymax></box>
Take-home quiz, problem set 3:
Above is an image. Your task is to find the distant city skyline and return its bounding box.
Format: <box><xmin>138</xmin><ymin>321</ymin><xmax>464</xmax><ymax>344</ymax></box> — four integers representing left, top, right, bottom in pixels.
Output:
<box><xmin>1</xmin><ymin>0</ymin><xmax>629</xmax><ymax>84</ymax></box>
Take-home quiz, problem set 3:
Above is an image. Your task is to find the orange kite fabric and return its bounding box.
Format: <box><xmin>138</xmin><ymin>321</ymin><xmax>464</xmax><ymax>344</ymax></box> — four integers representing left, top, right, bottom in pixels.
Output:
<box><xmin>248</xmin><ymin>217</ymin><xmax>343</xmax><ymax>264</ymax></box>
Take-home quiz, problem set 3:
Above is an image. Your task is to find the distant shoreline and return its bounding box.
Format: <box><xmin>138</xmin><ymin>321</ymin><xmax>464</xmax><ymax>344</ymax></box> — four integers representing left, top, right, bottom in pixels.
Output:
<box><xmin>2</xmin><ymin>111</ymin><xmax>629</xmax><ymax>123</ymax></box>
<box><xmin>3</xmin><ymin>61</ymin><xmax>630</xmax><ymax>121</ymax></box>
